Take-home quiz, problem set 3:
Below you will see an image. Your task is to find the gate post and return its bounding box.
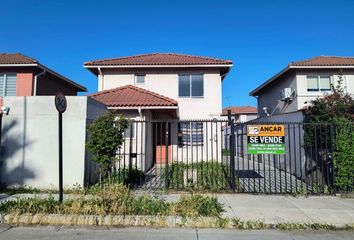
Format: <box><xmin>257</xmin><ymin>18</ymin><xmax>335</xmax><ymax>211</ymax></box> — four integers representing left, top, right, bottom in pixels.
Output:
<box><xmin>228</xmin><ymin>110</ymin><xmax>236</xmax><ymax>193</ymax></box>
<box><xmin>165</xmin><ymin>122</ymin><xmax>169</xmax><ymax>190</ymax></box>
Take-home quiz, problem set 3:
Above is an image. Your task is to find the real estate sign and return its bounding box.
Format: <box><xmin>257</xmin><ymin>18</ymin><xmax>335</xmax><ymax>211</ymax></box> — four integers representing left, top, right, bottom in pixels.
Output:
<box><xmin>247</xmin><ymin>125</ymin><xmax>285</xmax><ymax>154</ymax></box>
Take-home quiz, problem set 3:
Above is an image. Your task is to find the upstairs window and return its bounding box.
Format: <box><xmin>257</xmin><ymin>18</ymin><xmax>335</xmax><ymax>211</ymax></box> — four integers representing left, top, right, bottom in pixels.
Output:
<box><xmin>178</xmin><ymin>74</ymin><xmax>204</xmax><ymax>97</ymax></box>
<box><xmin>307</xmin><ymin>75</ymin><xmax>331</xmax><ymax>92</ymax></box>
<box><xmin>135</xmin><ymin>74</ymin><xmax>145</xmax><ymax>85</ymax></box>
<box><xmin>0</xmin><ymin>73</ymin><xmax>17</xmax><ymax>97</ymax></box>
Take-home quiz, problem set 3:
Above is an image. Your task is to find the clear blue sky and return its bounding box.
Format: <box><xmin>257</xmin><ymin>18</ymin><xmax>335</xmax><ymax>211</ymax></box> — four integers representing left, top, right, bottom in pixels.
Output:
<box><xmin>1</xmin><ymin>0</ymin><xmax>354</xmax><ymax>108</ymax></box>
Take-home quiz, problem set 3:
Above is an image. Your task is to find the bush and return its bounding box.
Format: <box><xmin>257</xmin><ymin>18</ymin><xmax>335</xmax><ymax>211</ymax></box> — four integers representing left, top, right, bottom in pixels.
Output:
<box><xmin>332</xmin><ymin>118</ymin><xmax>354</xmax><ymax>191</ymax></box>
<box><xmin>86</xmin><ymin>111</ymin><xmax>129</xmax><ymax>183</ymax></box>
<box><xmin>304</xmin><ymin>77</ymin><xmax>354</xmax><ymax>192</ymax></box>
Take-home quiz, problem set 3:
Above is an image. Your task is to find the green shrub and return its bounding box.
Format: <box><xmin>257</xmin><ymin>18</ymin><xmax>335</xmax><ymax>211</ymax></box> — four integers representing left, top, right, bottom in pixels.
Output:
<box><xmin>304</xmin><ymin>77</ymin><xmax>354</xmax><ymax>192</ymax></box>
<box><xmin>332</xmin><ymin>118</ymin><xmax>354</xmax><ymax>191</ymax></box>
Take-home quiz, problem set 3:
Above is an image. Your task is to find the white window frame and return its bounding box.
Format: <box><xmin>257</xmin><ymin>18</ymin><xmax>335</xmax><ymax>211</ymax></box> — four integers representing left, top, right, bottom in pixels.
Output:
<box><xmin>306</xmin><ymin>75</ymin><xmax>332</xmax><ymax>92</ymax></box>
<box><xmin>134</xmin><ymin>74</ymin><xmax>146</xmax><ymax>85</ymax></box>
<box><xmin>178</xmin><ymin>73</ymin><xmax>204</xmax><ymax>98</ymax></box>
<box><xmin>0</xmin><ymin>73</ymin><xmax>17</xmax><ymax>97</ymax></box>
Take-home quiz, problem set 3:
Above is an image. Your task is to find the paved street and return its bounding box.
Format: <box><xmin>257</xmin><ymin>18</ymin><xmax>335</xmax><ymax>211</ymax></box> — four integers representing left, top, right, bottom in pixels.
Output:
<box><xmin>0</xmin><ymin>226</ymin><xmax>353</xmax><ymax>240</ymax></box>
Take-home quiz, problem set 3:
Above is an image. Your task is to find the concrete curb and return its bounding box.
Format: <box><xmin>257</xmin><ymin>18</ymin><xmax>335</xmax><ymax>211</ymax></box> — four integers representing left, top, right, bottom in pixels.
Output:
<box><xmin>1</xmin><ymin>214</ymin><xmax>353</xmax><ymax>230</ymax></box>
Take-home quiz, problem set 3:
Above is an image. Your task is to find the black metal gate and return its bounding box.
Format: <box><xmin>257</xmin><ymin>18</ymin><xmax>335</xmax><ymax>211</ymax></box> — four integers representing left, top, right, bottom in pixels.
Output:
<box><xmin>109</xmin><ymin>118</ymin><xmax>353</xmax><ymax>194</ymax></box>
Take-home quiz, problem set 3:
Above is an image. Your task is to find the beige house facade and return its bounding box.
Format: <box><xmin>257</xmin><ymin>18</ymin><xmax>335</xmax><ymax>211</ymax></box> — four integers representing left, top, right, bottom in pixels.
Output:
<box><xmin>85</xmin><ymin>53</ymin><xmax>233</xmax><ymax>172</ymax></box>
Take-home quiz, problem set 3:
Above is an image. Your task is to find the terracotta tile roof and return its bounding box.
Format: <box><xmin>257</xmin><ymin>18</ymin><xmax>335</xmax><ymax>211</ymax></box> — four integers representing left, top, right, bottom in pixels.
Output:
<box><xmin>0</xmin><ymin>53</ymin><xmax>37</xmax><ymax>65</ymax></box>
<box><xmin>84</xmin><ymin>53</ymin><xmax>232</xmax><ymax>66</ymax></box>
<box><xmin>222</xmin><ymin>106</ymin><xmax>257</xmax><ymax>116</ymax></box>
<box><xmin>89</xmin><ymin>85</ymin><xmax>178</xmax><ymax>108</ymax></box>
<box><xmin>289</xmin><ymin>56</ymin><xmax>354</xmax><ymax>66</ymax></box>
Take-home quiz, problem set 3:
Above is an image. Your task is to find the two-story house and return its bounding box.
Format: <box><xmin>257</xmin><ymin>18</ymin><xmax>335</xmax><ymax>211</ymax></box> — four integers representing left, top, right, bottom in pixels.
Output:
<box><xmin>0</xmin><ymin>53</ymin><xmax>86</xmax><ymax>107</ymax></box>
<box><xmin>85</xmin><ymin>53</ymin><xmax>232</xmax><ymax>171</ymax></box>
<box><xmin>250</xmin><ymin>56</ymin><xmax>354</xmax><ymax>120</ymax></box>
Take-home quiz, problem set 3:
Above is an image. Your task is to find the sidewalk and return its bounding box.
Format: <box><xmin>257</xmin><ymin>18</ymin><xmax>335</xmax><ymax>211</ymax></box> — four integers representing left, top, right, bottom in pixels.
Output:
<box><xmin>1</xmin><ymin>193</ymin><xmax>354</xmax><ymax>227</ymax></box>
<box><xmin>165</xmin><ymin>194</ymin><xmax>354</xmax><ymax>226</ymax></box>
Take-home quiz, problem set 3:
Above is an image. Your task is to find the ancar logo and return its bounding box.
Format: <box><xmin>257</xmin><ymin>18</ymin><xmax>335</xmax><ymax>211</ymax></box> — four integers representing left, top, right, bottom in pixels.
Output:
<box><xmin>248</xmin><ymin>126</ymin><xmax>259</xmax><ymax>135</ymax></box>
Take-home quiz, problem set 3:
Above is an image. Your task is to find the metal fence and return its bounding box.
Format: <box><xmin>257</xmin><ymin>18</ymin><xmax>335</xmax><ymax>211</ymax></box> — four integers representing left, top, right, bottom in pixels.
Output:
<box><xmin>106</xmin><ymin>118</ymin><xmax>353</xmax><ymax>194</ymax></box>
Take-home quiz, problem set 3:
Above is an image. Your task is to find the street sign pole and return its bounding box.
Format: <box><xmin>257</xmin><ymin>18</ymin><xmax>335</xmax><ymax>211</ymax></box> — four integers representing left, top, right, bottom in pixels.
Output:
<box><xmin>55</xmin><ymin>93</ymin><xmax>67</xmax><ymax>203</ymax></box>
<box><xmin>58</xmin><ymin>111</ymin><xmax>63</xmax><ymax>202</ymax></box>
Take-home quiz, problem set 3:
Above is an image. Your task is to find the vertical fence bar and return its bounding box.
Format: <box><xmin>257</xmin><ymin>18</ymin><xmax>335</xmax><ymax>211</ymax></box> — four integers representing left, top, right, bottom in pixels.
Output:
<box><xmin>228</xmin><ymin>110</ymin><xmax>236</xmax><ymax>193</ymax></box>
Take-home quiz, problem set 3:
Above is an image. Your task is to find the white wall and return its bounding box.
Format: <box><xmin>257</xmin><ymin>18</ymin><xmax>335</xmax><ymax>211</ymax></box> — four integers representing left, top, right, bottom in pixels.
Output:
<box><xmin>0</xmin><ymin>96</ymin><xmax>107</xmax><ymax>189</ymax></box>
<box><xmin>100</xmin><ymin>68</ymin><xmax>222</xmax><ymax>119</ymax></box>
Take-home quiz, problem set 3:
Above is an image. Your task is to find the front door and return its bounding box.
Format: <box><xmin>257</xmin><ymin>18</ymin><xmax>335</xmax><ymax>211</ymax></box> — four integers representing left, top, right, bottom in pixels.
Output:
<box><xmin>153</xmin><ymin>122</ymin><xmax>171</xmax><ymax>164</ymax></box>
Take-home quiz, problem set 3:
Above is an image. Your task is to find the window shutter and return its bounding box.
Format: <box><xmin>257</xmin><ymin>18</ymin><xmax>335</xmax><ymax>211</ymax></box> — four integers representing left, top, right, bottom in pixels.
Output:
<box><xmin>319</xmin><ymin>76</ymin><xmax>331</xmax><ymax>91</ymax></box>
<box><xmin>5</xmin><ymin>74</ymin><xmax>17</xmax><ymax>96</ymax></box>
<box><xmin>307</xmin><ymin>76</ymin><xmax>319</xmax><ymax>91</ymax></box>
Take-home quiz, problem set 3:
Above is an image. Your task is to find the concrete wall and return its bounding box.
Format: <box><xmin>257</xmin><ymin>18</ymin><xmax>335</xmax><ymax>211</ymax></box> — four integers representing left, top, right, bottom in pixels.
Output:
<box><xmin>0</xmin><ymin>96</ymin><xmax>107</xmax><ymax>189</ymax></box>
<box><xmin>100</xmin><ymin>68</ymin><xmax>223</xmax><ymax>119</ymax></box>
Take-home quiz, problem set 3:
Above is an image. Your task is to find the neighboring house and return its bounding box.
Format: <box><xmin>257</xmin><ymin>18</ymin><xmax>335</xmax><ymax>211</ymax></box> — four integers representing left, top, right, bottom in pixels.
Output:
<box><xmin>221</xmin><ymin>106</ymin><xmax>258</xmax><ymax>122</ymax></box>
<box><xmin>250</xmin><ymin>56</ymin><xmax>354</xmax><ymax>119</ymax></box>
<box><xmin>85</xmin><ymin>53</ymin><xmax>233</xmax><ymax>171</ymax></box>
<box><xmin>0</xmin><ymin>53</ymin><xmax>86</xmax><ymax>106</ymax></box>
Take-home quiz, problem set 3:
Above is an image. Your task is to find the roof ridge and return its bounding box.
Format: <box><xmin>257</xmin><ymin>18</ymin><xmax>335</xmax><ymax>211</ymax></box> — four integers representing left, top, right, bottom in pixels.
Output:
<box><xmin>84</xmin><ymin>53</ymin><xmax>159</xmax><ymax>64</ymax></box>
<box><xmin>84</xmin><ymin>52</ymin><xmax>232</xmax><ymax>65</ymax></box>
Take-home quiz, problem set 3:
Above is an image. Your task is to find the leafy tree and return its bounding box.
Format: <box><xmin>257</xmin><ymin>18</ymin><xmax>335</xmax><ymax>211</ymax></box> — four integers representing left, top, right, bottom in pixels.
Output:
<box><xmin>304</xmin><ymin>76</ymin><xmax>354</xmax><ymax>192</ymax></box>
<box><xmin>86</xmin><ymin>111</ymin><xmax>129</xmax><ymax>184</ymax></box>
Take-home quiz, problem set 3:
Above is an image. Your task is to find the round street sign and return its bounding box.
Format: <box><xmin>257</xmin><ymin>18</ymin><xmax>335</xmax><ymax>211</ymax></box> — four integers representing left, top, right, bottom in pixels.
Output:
<box><xmin>55</xmin><ymin>93</ymin><xmax>67</xmax><ymax>113</ymax></box>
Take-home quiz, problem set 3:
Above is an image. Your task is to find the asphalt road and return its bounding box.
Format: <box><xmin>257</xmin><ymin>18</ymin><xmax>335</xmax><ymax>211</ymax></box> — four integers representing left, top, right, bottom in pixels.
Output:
<box><xmin>0</xmin><ymin>226</ymin><xmax>353</xmax><ymax>240</ymax></box>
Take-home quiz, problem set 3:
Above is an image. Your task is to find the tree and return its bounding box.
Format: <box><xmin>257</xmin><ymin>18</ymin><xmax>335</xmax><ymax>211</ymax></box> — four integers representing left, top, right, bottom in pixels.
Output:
<box><xmin>86</xmin><ymin>111</ymin><xmax>129</xmax><ymax>184</ymax></box>
<box><xmin>304</xmin><ymin>76</ymin><xmax>354</xmax><ymax>192</ymax></box>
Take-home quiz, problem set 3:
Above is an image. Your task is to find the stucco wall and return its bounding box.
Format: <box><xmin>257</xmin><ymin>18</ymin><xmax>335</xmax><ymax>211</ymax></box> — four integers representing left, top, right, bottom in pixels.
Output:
<box><xmin>16</xmin><ymin>73</ymin><xmax>34</xmax><ymax>96</ymax></box>
<box><xmin>257</xmin><ymin>73</ymin><xmax>297</xmax><ymax>117</ymax></box>
<box><xmin>100</xmin><ymin>68</ymin><xmax>222</xmax><ymax>119</ymax></box>
<box><xmin>0</xmin><ymin>96</ymin><xmax>106</xmax><ymax>188</ymax></box>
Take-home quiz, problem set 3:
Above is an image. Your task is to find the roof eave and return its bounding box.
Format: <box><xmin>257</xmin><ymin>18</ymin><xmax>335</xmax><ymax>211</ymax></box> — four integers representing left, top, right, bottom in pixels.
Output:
<box><xmin>108</xmin><ymin>106</ymin><xmax>179</xmax><ymax>110</ymax></box>
<box><xmin>289</xmin><ymin>65</ymin><xmax>354</xmax><ymax>69</ymax></box>
<box><xmin>0</xmin><ymin>63</ymin><xmax>37</xmax><ymax>67</ymax></box>
<box><xmin>84</xmin><ymin>63</ymin><xmax>233</xmax><ymax>69</ymax></box>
